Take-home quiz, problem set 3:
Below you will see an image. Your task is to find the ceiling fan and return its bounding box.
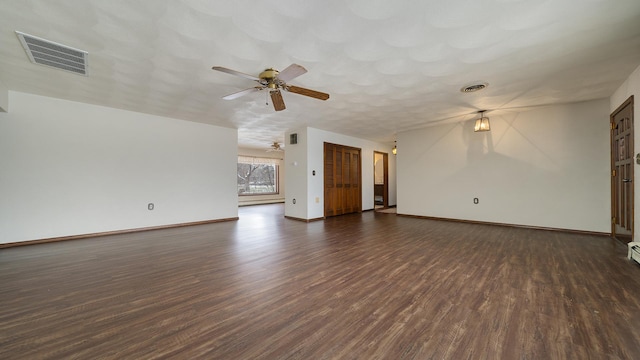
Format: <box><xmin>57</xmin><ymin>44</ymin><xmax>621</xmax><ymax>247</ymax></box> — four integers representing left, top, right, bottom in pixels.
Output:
<box><xmin>212</xmin><ymin>63</ymin><xmax>330</xmax><ymax>111</ymax></box>
<box><xmin>267</xmin><ymin>142</ymin><xmax>283</xmax><ymax>152</ymax></box>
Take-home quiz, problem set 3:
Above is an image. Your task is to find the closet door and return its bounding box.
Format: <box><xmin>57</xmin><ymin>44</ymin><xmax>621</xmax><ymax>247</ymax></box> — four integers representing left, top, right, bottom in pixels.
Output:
<box><xmin>324</xmin><ymin>143</ymin><xmax>361</xmax><ymax>217</ymax></box>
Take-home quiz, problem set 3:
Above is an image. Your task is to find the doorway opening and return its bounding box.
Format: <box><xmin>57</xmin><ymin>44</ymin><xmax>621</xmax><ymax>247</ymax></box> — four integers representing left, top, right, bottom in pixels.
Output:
<box><xmin>374</xmin><ymin>151</ymin><xmax>389</xmax><ymax>210</ymax></box>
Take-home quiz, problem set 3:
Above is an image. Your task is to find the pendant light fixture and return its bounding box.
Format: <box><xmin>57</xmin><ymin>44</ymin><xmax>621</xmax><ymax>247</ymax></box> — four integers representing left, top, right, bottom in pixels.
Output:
<box><xmin>474</xmin><ymin>110</ymin><xmax>490</xmax><ymax>132</ymax></box>
<box><xmin>392</xmin><ymin>141</ymin><xmax>397</xmax><ymax>155</ymax></box>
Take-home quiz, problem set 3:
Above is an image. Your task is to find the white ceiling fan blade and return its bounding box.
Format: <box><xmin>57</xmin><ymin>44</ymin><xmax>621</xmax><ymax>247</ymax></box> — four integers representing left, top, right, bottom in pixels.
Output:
<box><xmin>277</xmin><ymin>64</ymin><xmax>307</xmax><ymax>82</ymax></box>
<box><xmin>212</xmin><ymin>66</ymin><xmax>260</xmax><ymax>81</ymax></box>
<box><xmin>222</xmin><ymin>87</ymin><xmax>263</xmax><ymax>100</ymax></box>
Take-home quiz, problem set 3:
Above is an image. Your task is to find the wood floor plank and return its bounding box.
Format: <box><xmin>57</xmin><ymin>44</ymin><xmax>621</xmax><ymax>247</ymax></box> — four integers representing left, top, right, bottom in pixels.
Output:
<box><xmin>2</xmin><ymin>204</ymin><xmax>640</xmax><ymax>359</ymax></box>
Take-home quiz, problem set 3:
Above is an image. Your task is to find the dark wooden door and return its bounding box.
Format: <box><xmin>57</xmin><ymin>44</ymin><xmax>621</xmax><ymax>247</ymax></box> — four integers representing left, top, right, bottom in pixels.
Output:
<box><xmin>611</xmin><ymin>96</ymin><xmax>634</xmax><ymax>242</ymax></box>
<box><xmin>325</xmin><ymin>143</ymin><xmax>362</xmax><ymax>217</ymax></box>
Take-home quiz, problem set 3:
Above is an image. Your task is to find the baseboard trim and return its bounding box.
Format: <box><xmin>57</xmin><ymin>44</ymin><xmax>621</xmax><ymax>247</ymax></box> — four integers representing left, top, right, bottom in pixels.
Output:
<box><xmin>396</xmin><ymin>214</ymin><xmax>610</xmax><ymax>237</ymax></box>
<box><xmin>0</xmin><ymin>217</ymin><xmax>240</xmax><ymax>249</ymax></box>
<box><xmin>284</xmin><ymin>216</ymin><xmax>326</xmax><ymax>223</ymax></box>
<box><xmin>239</xmin><ymin>201</ymin><xmax>285</xmax><ymax>207</ymax></box>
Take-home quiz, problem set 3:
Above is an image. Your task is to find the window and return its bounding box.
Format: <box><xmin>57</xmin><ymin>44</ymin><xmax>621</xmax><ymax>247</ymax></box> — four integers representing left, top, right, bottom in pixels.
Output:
<box><xmin>237</xmin><ymin>156</ymin><xmax>279</xmax><ymax>195</ymax></box>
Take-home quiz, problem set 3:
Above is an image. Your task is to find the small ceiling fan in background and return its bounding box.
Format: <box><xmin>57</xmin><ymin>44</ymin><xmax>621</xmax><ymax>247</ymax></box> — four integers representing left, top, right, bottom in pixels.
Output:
<box><xmin>267</xmin><ymin>142</ymin><xmax>283</xmax><ymax>152</ymax></box>
<box><xmin>212</xmin><ymin>64</ymin><xmax>330</xmax><ymax>111</ymax></box>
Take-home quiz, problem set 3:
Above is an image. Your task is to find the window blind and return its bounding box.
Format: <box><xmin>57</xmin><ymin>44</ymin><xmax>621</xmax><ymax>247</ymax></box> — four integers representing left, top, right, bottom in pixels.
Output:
<box><xmin>238</xmin><ymin>156</ymin><xmax>280</xmax><ymax>165</ymax></box>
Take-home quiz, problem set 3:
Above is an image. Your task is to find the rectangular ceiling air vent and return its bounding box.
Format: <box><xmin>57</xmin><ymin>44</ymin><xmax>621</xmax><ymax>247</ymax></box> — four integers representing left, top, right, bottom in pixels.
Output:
<box><xmin>15</xmin><ymin>31</ymin><xmax>88</xmax><ymax>76</ymax></box>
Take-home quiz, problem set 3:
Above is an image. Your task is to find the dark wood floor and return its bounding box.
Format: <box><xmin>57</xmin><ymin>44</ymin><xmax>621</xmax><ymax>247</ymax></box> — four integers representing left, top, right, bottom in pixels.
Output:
<box><xmin>2</xmin><ymin>204</ymin><xmax>640</xmax><ymax>359</ymax></box>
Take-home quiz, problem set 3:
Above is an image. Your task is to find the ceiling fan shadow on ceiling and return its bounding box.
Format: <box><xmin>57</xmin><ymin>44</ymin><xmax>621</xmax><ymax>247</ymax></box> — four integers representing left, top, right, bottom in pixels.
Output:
<box><xmin>212</xmin><ymin>64</ymin><xmax>330</xmax><ymax>112</ymax></box>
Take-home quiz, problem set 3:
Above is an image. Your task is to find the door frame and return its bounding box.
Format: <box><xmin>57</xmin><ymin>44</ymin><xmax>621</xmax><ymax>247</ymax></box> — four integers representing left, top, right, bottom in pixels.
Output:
<box><xmin>610</xmin><ymin>95</ymin><xmax>634</xmax><ymax>242</ymax></box>
<box><xmin>373</xmin><ymin>151</ymin><xmax>389</xmax><ymax>209</ymax></box>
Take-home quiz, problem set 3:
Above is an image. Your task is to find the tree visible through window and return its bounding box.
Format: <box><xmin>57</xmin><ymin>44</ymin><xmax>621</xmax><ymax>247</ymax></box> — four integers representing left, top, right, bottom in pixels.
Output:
<box><xmin>237</xmin><ymin>157</ymin><xmax>278</xmax><ymax>195</ymax></box>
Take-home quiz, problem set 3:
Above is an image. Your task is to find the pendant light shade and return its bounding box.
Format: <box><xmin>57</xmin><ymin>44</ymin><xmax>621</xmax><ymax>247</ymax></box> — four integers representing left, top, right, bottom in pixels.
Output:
<box><xmin>392</xmin><ymin>141</ymin><xmax>397</xmax><ymax>155</ymax></box>
<box><xmin>474</xmin><ymin>111</ymin><xmax>490</xmax><ymax>132</ymax></box>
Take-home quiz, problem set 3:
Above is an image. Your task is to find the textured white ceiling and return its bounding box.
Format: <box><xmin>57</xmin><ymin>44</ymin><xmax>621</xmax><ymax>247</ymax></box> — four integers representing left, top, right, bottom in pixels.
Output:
<box><xmin>1</xmin><ymin>0</ymin><xmax>640</xmax><ymax>149</ymax></box>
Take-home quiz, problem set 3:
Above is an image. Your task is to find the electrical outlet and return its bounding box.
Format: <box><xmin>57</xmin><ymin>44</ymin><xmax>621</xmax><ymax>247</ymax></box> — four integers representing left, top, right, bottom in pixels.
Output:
<box><xmin>148</xmin><ymin>203</ymin><xmax>154</xmax><ymax>210</ymax></box>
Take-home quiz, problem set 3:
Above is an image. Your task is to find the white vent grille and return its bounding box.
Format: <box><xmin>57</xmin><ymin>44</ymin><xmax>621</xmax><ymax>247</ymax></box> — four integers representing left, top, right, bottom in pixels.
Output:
<box><xmin>460</xmin><ymin>82</ymin><xmax>488</xmax><ymax>93</ymax></box>
<box><xmin>16</xmin><ymin>31</ymin><xmax>88</xmax><ymax>76</ymax></box>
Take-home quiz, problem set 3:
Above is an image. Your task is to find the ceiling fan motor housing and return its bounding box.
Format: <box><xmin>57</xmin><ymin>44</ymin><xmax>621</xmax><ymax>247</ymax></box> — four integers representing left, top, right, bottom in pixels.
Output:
<box><xmin>260</xmin><ymin>68</ymin><xmax>280</xmax><ymax>88</ymax></box>
<box><xmin>258</xmin><ymin>68</ymin><xmax>280</xmax><ymax>80</ymax></box>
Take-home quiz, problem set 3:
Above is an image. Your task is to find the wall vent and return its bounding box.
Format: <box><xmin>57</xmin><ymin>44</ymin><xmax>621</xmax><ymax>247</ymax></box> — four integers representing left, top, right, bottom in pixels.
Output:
<box><xmin>15</xmin><ymin>31</ymin><xmax>88</xmax><ymax>76</ymax></box>
<box><xmin>460</xmin><ymin>82</ymin><xmax>488</xmax><ymax>93</ymax></box>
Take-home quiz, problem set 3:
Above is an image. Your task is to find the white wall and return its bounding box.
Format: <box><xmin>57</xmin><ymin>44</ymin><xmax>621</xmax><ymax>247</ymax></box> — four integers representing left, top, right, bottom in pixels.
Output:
<box><xmin>398</xmin><ymin>99</ymin><xmax>611</xmax><ymax>233</ymax></box>
<box><xmin>284</xmin><ymin>128</ymin><xmax>309</xmax><ymax>219</ymax></box>
<box><xmin>285</xmin><ymin>127</ymin><xmax>397</xmax><ymax>220</ymax></box>
<box><xmin>611</xmin><ymin>64</ymin><xmax>640</xmax><ymax>239</ymax></box>
<box><xmin>0</xmin><ymin>92</ymin><xmax>238</xmax><ymax>244</ymax></box>
<box><xmin>0</xmin><ymin>79</ymin><xmax>8</xmax><ymax>112</ymax></box>
<box><xmin>237</xmin><ymin>147</ymin><xmax>285</xmax><ymax>206</ymax></box>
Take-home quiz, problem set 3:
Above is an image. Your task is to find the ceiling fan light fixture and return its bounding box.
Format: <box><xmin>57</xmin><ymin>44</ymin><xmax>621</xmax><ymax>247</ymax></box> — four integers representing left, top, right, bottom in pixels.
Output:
<box><xmin>474</xmin><ymin>110</ymin><xmax>491</xmax><ymax>132</ymax></box>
